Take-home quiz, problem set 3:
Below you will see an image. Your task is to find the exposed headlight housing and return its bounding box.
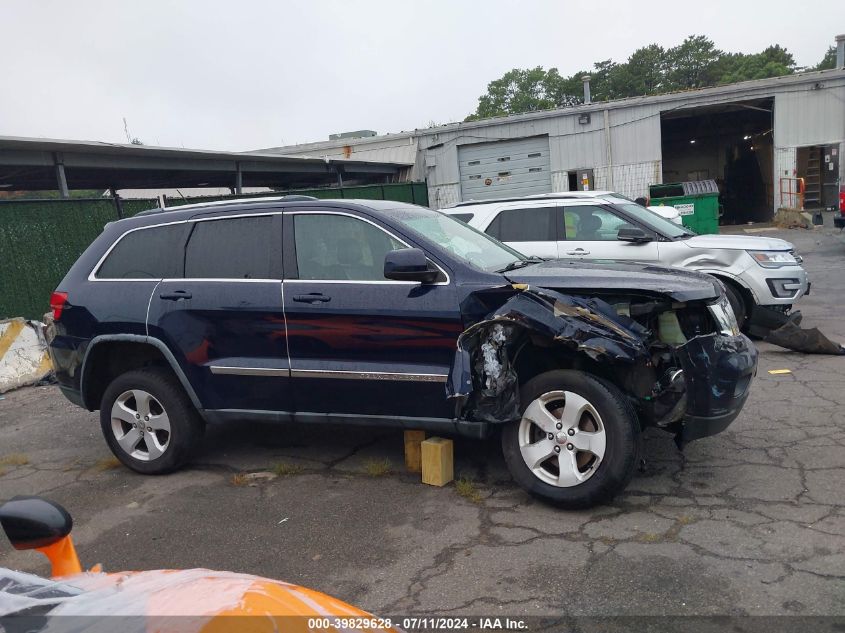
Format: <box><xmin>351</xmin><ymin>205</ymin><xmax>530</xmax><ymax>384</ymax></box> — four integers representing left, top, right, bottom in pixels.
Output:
<box><xmin>748</xmin><ymin>250</ymin><xmax>798</xmax><ymax>268</ymax></box>
<box><xmin>709</xmin><ymin>296</ymin><xmax>740</xmax><ymax>336</ymax></box>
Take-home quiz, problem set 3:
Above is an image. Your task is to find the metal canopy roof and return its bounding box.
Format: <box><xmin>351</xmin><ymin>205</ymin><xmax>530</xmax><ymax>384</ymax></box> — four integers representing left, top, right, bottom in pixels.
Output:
<box><xmin>0</xmin><ymin>136</ymin><xmax>412</xmax><ymax>193</ymax></box>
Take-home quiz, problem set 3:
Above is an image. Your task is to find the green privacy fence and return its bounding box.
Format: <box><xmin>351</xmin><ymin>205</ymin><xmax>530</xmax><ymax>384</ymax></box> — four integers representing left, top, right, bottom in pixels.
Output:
<box><xmin>0</xmin><ymin>182</ymin><xmax>429</xmax><ymax>319</ymax></box>
<box><xmin>162</xmin><ymin>182</ymin><xmax>429</xmax><ymax>207</ymax></box>
<box><xmin>0</xmin><ymin>198</ymin><xmax>159</xmax><ymax>320</ymax></box>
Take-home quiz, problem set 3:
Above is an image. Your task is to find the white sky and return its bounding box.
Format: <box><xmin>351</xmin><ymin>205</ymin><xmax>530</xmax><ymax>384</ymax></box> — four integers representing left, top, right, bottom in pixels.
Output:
<box><xmin>1</xmin><ymin>0</ymin><xmax>842</xmax><ymax>151</ymax></box>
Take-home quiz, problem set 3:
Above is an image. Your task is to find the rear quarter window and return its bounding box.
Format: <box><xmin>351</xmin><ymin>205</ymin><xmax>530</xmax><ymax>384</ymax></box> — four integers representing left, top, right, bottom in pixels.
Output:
<box><xmin>486</xmin><ymin>207</ymin><xmax>556</xmax><ymax>242</ymax></box>
<box><xmin>96</xmin><ymin>224</ymin><xmax>185</xmax><ymax>279</ymax></box>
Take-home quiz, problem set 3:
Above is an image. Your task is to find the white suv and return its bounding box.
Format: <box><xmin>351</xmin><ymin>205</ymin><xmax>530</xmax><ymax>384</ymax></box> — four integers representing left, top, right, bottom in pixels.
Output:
<box><xmin>444</xmin><ymin>191</ymin><xmax>809</xmax><ymax>333</ymax></box>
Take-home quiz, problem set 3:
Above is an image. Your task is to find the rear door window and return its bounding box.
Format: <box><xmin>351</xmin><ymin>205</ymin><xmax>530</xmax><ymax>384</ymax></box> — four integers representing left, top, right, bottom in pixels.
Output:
<box><xmin>96</xmin><ymin>224</ymin><xmax>185</xmax><ymax>279</ymax></box>
<box><xmin>185</xmin><ymin>216</ymin><xmax>275</xmax><ymax>279</ymax></box>
<box><xmin>485</xmin><ymin>207</ymin><xmax>556</xmax><ymax>242</ymax></box>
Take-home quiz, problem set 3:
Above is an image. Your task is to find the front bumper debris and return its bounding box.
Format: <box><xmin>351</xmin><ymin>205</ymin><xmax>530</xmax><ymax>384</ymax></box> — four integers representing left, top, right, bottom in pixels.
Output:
<box><xmin>671</xmin><ymin>332</ymin><xmax>758</xmax><ymax>447</ymax></box>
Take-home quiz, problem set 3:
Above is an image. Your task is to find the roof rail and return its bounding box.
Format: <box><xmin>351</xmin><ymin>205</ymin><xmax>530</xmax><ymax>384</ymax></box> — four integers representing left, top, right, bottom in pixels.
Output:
<box><xmin>448</xmin><ymin>191</ymin><xmax>620</xmax><ymax>208</ymax></box>
<box><xmin>134</xmin><ymin>194</ymin><xmax>320</xmax><ymax>216</ymax></box>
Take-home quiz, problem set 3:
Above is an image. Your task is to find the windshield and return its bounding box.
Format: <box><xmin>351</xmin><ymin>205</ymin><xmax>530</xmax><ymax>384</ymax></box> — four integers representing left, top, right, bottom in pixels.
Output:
<box><xmin>611</xmin><ymin>201</ymin><xmax>694</xmax><ymax>238</ymax></box>
<box><xmin>389</xmin><ymin>207</ymin><xmax>526</xmax><ymax>272</ymax></box>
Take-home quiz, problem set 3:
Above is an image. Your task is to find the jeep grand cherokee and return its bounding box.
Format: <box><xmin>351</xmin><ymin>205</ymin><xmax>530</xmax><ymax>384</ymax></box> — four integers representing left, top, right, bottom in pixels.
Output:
<box><xmin>47</xmin><ymin>198</ymin><xmax>758</xmax><ymax>508</ymax></box>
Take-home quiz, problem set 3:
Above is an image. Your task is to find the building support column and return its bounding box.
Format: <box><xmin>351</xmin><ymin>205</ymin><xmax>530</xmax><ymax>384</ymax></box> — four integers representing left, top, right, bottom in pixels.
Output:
<box><xmin>235</xmin><ymin>162</ymin><xmax>243</xmax><ymax>194</ymax></box>
<box><xmin>53</xmin><ymin>153</ymin><xmax>69</xmax><ymax>198</ymax></box>
<box><xmin>603</xmin><ymin>110</ymin><xmax>614</xmax><ymax>190</ymax></box>
<box><xmin>109</xmin><ymin>187</ymin><xmax>124</xmax><ymax>219</ymax></box>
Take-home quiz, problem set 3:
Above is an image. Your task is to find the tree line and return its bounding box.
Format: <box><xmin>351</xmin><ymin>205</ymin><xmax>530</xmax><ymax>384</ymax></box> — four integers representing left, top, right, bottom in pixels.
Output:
<box><xmin>466</xmin><ymin>36</ymin><xmax>838</xmax><ymax>121</ymax></box>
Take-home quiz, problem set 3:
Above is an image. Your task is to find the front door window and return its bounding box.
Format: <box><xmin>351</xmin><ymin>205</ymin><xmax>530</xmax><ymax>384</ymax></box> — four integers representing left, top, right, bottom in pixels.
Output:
<box><xmin>293</xmin><ymin>213</ymin><xmax>406</xmax><ymax>281</ymax></box>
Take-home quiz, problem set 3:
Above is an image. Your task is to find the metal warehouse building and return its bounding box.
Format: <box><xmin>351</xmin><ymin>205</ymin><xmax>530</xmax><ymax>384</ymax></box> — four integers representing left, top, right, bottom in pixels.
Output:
<box><xmin>267</xmin><ymin>64</ymin><xmax>845</xmax><ymax>224</ymax></box>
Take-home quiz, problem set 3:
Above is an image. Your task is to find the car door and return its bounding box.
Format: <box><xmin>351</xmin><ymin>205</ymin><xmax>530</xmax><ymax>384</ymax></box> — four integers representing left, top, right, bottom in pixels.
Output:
<box><xmin>282</xmin><ymin>210</ymin><xmax>461</xmax><ymax>420</ymax></box>
<box><xmin>146</xmin><ymin>213</ymin><xmax>292</xmax><ymax>412</ymax></box>
<box><xmin>560</xmin><ymin>204</ymin><xmax>660</xmax><ymax>262</ymax></box>
<box><xmin>482</xmin><ymin>204</ymin><xmax>560</xmax><ymax>259</ymax></box>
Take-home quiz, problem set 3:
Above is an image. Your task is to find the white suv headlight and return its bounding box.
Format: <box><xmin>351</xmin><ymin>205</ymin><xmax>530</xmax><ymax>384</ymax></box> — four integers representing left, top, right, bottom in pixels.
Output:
<box><xmin>748</xmin><ymin>250</ymin><xmax>797</xmax><ymax>268</ymax></box>
<box><xmin>709</xmin><ymin>296</ymin><xmax>740</xmax><ymax>336</ymax></box>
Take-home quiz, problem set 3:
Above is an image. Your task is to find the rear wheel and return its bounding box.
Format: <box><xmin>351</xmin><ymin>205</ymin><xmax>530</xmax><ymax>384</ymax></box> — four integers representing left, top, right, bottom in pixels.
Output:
<box><xmin>501</xmin><ymin>370</ymin><xmax>640</xmax><ymax>508</ymax></box>
<box><xmin>100</xmin><ymin>368</ymin><xmax>203</xmax><ymax>474</ymax></box>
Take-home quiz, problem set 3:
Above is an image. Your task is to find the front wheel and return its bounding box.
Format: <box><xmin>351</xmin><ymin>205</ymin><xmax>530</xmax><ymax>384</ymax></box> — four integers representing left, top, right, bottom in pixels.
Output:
<box><xmin>723</xmin><ymin>282</ymin><xmax>747</xmax><ymax>329</ymax></box>
<box><xmin>100</xmin><ymin>368</ymin><xmax>204</xmax><ymax>474</ymax></box>
<box><xmin>501</xmin><ymin>370</ymin><xmax>640</xmax><ymax>509</ymax></box>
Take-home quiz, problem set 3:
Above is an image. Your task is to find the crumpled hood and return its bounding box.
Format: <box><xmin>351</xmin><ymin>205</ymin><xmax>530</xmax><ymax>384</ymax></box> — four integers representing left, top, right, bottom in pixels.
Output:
<box><xmin>683</xmin><ymin>234</ymin><xmax>794</xmax><ymax>251</ymax></box>
<box><xmin>504</xmin><ymin>259</ymin><xmax>721</xmax><ymax>303</ymax></box>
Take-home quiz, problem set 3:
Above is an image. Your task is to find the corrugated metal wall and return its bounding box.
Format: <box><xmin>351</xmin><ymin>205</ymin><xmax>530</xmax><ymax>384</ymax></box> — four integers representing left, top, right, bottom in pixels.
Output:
<box><xmin>420</xmin><ymin>108</ymin><xmax>664</xmax><ymax>207</ymax></box>
<box><xmin>774</xmin><ymin>83</ymin><xmax>845</xmax><ymax>149</ymax></box>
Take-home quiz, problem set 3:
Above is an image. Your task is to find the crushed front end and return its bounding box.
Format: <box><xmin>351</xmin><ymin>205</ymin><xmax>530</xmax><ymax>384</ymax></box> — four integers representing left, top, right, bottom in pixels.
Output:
<box><xmin>449</xmin><ymin>286</ymin><xmax>758</xmax><ymax>448</ymax></box>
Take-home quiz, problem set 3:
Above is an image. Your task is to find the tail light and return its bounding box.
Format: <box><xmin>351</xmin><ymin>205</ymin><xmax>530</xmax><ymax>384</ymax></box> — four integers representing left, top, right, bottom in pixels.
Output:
<box><xmin>50</xmin><ymin>291</ymin><xmax>68</xmax><ymax>321</ymax></box>
<box><xmin>839</xmin><ymin>186</ymin><xmax>844</xmax><ymax>215</ymax></box>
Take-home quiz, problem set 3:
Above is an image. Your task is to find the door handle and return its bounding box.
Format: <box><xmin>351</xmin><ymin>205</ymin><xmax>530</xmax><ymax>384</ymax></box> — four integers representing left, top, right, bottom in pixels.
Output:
<box><xmin>566</xmin><ymin>249</ymin><xmax>590</xmax><ymax>256</ymax></box>
<box><xmin>159</xmin><ymin>290</ymin><xmax>192</xmax><ymax>301</ymax></box>
<box><xmin>293</xmin><ymin>293</ymin><xmax>331</xmax><ymax>304</ymax></box>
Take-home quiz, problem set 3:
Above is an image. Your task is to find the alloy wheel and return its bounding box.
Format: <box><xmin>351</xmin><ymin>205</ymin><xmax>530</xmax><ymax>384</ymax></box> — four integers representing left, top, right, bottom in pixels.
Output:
<box><xmin>110</xmin><ymin>389</ymin><xmax>171</xmax><ymax>461</ymax></box>
<box><xmin>518</xmin><ymin>390</ymin><xmax>607</xmax><ymax>487</ymax></box>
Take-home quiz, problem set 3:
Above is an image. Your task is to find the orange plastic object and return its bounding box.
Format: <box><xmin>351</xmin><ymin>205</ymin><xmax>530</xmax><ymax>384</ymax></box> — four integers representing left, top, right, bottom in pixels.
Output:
<box><xmin>60</xmin><ymin>569</ymin><xmax>400</xmax><ymax>632</ymax></box>
<box><xmin>36</xmin><ymin>535</ymin><xmax>82</xmax><ymax>577</ymax></box>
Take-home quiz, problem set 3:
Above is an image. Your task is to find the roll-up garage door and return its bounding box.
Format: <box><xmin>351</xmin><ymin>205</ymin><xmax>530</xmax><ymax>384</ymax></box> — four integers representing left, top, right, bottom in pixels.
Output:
<box><xmin>458</xmin><ymin>136</ymin><xmax>552</xmax><ymax>201</ymax></box>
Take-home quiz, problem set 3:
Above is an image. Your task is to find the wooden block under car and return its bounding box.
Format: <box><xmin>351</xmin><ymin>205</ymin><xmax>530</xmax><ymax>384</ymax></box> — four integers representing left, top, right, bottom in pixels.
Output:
<box><xmin>404</xmin><ymin>430</ymin><xmax>426</xmax><ymax>472</ymax></box>
<box><xmin>421</xmin><ymin>437</ymin><xmax>454</xmax><ymax>487</ymax></box>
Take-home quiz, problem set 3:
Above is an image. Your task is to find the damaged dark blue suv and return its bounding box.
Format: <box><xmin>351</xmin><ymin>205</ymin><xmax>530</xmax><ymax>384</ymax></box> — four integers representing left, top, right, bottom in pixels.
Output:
<box><xmin>48</xmin><ymin>198</ymin><xmax>758</xmax><ymax>508</ymax></box>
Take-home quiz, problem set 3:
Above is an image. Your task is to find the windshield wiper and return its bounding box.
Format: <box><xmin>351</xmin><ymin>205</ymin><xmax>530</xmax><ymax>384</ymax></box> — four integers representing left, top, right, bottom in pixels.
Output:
<box><xmin>497</xmin><ymin>256</ymin><xmax>544</xmax><ymax>273</ymax></box>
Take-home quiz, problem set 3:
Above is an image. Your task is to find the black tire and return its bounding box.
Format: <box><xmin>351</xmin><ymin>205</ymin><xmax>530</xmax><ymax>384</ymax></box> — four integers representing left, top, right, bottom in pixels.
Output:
<box><xmin>723</xmin><ymin>281</ymin><xmax>747</xmax><ymax>329</ymax></box>
<box><xmin>501</xmin><ymin>370</ymin><xmax>640</xmax><ymax>509</ymax></box>
<box><xmin>100</xmin><ymin>368</ymin><xmax>204</xmax><ymax>474</ymax></box>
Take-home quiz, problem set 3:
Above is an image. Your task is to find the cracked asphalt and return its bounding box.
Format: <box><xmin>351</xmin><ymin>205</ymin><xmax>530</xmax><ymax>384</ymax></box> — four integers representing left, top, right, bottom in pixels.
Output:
<box><xmin>1</xmin><ymin>223</ymin><xmax>844</xmax><ymax>619</ymax></box>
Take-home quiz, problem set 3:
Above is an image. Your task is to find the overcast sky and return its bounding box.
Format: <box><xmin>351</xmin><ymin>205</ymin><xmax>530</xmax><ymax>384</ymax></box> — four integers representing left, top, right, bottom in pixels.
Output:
<box><xmin>1</xmin><ymin>0</ymin><xmax>842</xmax><ymax>151</ymax></box>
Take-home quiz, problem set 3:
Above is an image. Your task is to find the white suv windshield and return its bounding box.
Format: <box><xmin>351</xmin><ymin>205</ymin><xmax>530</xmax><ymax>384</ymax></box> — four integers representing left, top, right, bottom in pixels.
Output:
<box><xmin>390</xmin><ymin>208</ymin><xmax>526</xmax><ymax>272</ymax></box>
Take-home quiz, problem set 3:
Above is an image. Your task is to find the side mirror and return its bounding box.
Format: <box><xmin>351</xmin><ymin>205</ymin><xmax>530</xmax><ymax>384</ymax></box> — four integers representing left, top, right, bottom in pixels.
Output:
<box><xmin>0</xmin><ymin>496</ymin><xmax>72</xmax><ymax>549</ymax></box>
<box><xmin>0</xmin><ymin>496</ymin><xmax>81</xmax><ymax>577</ymax></box>
<box><xmin>617</xmin><ymin>227</ymin><xmax>653</xmax><ymax>243</ymax></box>
<box><xmin>384</xmin><ymin>248</ymin><xmax>439</xmax><ymax>283</ymax></box>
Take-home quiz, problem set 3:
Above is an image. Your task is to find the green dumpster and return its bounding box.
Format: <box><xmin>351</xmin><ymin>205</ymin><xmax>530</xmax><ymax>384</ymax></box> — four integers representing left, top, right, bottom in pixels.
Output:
<box><xmin>648</xmin><ymin>180</ymin><xmax>720</xmax><ymax>235</ymax></box>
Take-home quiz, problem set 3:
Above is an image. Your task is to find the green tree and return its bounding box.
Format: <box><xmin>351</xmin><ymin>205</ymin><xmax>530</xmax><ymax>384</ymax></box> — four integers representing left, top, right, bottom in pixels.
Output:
<box><xmin>715</xmin><ymin>45</ymin><xmax>795</xmax><ymax>83</ymax></box>
<box><xmin>466</xmin><ymin>67</ymin><xmax>574</xmax><ymax>121</ymax></box>
<box><xmin>665</xmin><ymin>35</ymin><xmax>722</xmax><ymax>89</ymax></box>
<box><xmin>814</xmin><ymin>46</ymin><xmax>837</xmax><ymax>70</ymax></box>
<box><xmin>465</xmin><ymin>35</ymin><xmax>807</xmax><ymax>121</ymax></box>
<box><xmin>623</xmin><ymin>44</ymin><xmax>666</xmax><ymax>95</ymax></box>
<box><xmin>589</xmin><ymin>59</ymin><xmax>626</xmax><ymax>101</ymax></box>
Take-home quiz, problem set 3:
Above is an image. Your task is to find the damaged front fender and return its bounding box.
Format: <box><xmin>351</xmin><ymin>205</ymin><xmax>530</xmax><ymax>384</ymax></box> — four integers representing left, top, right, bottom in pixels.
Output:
<box><xmin>448</xmin><ymin>285</ymin><xmax>759</xmax><ymax>448</ymax></box>
<box><xmin>447</xmin><ymin>287</ymin><xmax>654</xmax><ymax>423</ymax></box>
